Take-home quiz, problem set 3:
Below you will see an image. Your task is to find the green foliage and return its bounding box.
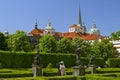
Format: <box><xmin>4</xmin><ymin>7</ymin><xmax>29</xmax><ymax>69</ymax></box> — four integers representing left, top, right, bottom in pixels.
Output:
<box><xmin>0</xmin><ymin>51</ymin><xmax>105</xmax><ymax>68</ymax></box>
<box><xmin>46</xmin><ymin>63</ymin><xmax>53</xmax><ymax>69</ymax></box>
<box><xmin>7</xmin><ymin>30</ymin><xmax>31</xmax><ymax>52</ymax></box>
<box><xmin>92</xmin><ymin>39</ymin><xmax>118</xmax><ymax>61</ymax></box>
<box><xmin>0</xmin><ymin>32</ymin><xmax>8</xmax><ymax>50</ymax></box>
<box><xmin>110</xmin><ymin>30</ymin><xmax>120</xmax><ymax>40</ymax></box>
<box><xmin>0</xmin><ymin>51</ymin><xmax>34</xmax><ymax>68</ymax></box>
<box><xmin>0</xmin><ymin>62</ymin><xmax>2</xmax><ymax>69</ymax></box>
<box><xmin>0</xmin><ymin>51</ymin><xmax>76</xmax><ymax>68</ymax></box>
<box><xmin>80</xmin><ymin>57</ymin><xmax>104</xmax><ymax>67</ymax></box>
<box><xmin>107</xmin><ymin>58</ymin><xmax>120</xmax><ymax>68</ymax></box>
<box><xmin>39</xmin><ymin>35</ymin><xmax>57</xmax><ymax>53</ymax></box>
<box><xmin>56</xmin><ymin>38</ymin><xmax>72</xmax><ymax>53</ymax></box>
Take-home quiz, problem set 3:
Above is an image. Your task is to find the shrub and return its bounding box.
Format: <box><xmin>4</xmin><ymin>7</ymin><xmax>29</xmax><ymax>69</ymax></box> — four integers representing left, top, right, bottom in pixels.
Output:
<box><xmin>0</xmin><ymin>51</ymin><xmax>104</xmax><ymax>68</ymax></box>
<box><xmin>0</xmin><ymin>62</ymin><xmax>2</xmax><ymax>69</ymax></box>
<box><xmin>46</xmin><ymin>63</ymin><xmax>53</xmax><ymax>69</ymax></box>
<box><xmin>107</xmin><ymin>58</ymin><xmax>120</xmax><ymax>67</ymax></box>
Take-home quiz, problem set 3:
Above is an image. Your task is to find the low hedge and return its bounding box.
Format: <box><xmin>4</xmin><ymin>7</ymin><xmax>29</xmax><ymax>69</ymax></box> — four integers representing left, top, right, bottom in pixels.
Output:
<box><xmin>107</xmin><ymin>58</ymin><xmax>120</xmax><ymax>68</ymax></box>
<box><xmin>0</xmin><ymin>73</ymin><xmax>33</xmax><ymax>78</ymax></box>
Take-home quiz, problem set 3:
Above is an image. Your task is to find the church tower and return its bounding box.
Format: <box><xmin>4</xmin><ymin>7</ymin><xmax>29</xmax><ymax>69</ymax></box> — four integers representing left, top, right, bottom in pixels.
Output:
<box><xmin>44</xmin><ymin>18</ymin><xmax>55</xmax><ymax>35</ymax></box>
<box><xmin>69</xmin><ymin>5</ymin><xmax>86</xmax><ymax>34</ymax></box>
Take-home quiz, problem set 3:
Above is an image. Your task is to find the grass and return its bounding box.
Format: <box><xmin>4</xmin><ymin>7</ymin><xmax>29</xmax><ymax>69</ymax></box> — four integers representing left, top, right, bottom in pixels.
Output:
<box><xmin>0</xmin><ymin>68</ymin><xmax>120</xmax><ymax>79</ymax></box>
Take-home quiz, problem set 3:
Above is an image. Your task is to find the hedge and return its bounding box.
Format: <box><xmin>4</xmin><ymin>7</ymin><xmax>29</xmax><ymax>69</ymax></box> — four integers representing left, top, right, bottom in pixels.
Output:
<box><xmin>107</xmin><ymin>58</ymin><xmax>120</xmax><ymax>68</ymax></box>
<box><xmin>0</xmin><ymin>51</ymin><xmax>104</xmax><ymax>68</ymax></box>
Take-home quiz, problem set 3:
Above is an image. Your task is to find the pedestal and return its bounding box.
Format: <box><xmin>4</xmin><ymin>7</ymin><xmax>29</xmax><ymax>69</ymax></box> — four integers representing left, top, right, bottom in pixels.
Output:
<box><xmin>32</xmin><ymin>65</ymin><xmax>42</xmax><ymax>76</ymax></box>
<box><xmin>89</xmin><ymin>65</ymin><xmax>96</xmax><ymax>74</ymax></box>
<box><xmin>72</xmin><ymin>65</ymin><xmax>85</xmax><ymax>76</ymax></box>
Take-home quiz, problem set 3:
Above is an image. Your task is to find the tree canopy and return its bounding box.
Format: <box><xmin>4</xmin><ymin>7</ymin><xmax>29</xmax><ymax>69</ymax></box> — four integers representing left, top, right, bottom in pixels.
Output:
<box><xmin>0</xmin><ymin>32</ymin><xmax>8</xmax><ymax>50</ymax></box>
<box><xmin>7</xmin><ymin>30</ymin><xmax>31</xmax><ymax>52</ymax></box>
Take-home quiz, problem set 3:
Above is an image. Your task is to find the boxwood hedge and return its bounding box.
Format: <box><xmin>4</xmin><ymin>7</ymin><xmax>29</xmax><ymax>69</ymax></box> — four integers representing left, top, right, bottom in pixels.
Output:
<box><xmin>0</xmin><ymin>51</ymin><xmax>104</xmax><ymax>68</ymax></box>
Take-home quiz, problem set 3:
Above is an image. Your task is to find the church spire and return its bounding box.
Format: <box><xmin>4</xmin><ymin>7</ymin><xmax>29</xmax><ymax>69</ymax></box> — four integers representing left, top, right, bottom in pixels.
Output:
<box><xmin>35</xmin><ymin>19</ymin><xmax>38</xmax><ymax>29</ymax></box>
<box><xmin>47</xmin><ymin>17</ymin><xmax>51</xmax><ymax>27</ymax></box>
<box><xmin>78</xmin><ymin>5</ymin><xmax>82</xmax><ymax>26</ymax></box>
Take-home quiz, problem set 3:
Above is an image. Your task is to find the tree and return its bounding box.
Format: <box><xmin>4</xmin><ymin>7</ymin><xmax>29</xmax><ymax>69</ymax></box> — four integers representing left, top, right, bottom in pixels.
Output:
<box><xmin>110</xmin><ymin>30</ymin><xmax>120</xmax><ymax>40</ymax></box>
<box><xmin>71</xmin><ymin>37</ymin><xmax>92</xmax><ymax>56</ymax></box>
<box><xmin>57</xmin><ymin>38</ymin><xmax>72</xmax><ymax>53</ymax></box>
<box><xmin>7</xmin><ymin>30</ymin><xmax>31</xmax><ymax>52</ymax></box>
<box><xmin>39</xmin><ymin>35</ymin><xmax>57</xmax><ymax>53</ymax></box>
<box><xmin>0</xmin><ymin>32</ymin><xmax>8</xmax><ymax>50</ymax></box>
<box><xmin>92</xmin><ymin>39</ymin><xmax>118</xmax><ymax>60</ymax></box>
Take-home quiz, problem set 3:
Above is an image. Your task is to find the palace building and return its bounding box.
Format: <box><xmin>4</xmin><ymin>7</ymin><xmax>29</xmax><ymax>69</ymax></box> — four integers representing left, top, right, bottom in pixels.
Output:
<box><xmin>28</xmin><ymin>6</ymin><xmax>102</xmax><ymax>48</ymax></box>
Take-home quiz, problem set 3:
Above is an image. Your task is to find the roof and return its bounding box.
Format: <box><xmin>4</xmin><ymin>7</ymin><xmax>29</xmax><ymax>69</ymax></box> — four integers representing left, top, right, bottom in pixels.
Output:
<box><xmin>69</xmin><ymin>24</ymin><xmax>83</xmax><ymax>28</ymax></box>
<box><xmin>57</xmin><ymin>32</ymin><xmax>102</xmax><ymax>40</ymax></box>
<box><xmin>29</xmin><ymin>28</ymin><xmax>44</xmax><ymax>36</ymax></box>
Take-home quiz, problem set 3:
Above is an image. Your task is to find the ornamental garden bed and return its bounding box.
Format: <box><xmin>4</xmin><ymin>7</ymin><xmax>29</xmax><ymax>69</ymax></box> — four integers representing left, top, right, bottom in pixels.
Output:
<box><xmin>0</xmin><ymin>68</ymin><xmax>120</xmax><ymax>80</ymax></box>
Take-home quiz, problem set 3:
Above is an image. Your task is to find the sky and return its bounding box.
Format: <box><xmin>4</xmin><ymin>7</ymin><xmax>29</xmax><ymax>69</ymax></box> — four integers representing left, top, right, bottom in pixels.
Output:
<box><xmin>0</xmin><ymin>0</ymin><xmax>120</xmax><ymax>36</ymax></box>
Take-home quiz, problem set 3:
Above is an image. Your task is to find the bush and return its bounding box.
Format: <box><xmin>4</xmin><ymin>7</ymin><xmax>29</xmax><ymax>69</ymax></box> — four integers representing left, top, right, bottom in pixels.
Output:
<box><xmin>107</xmin><ymin>58</ymin><xmax>120</xmax><ymax>67</ymax></box>
<box><xmin>0</xmin><ymin>62</ymin><xmax>2</xmax><ymax>69</ymax></box>
<box><xmin>0</xmin><ymin>51</ymin><xmax>104</xmax><ymax>68</ymax></box>
<box><xmin>80</xmin><ymin>57</ymin><xmax>104</xmax><ymax>67</ymax></box>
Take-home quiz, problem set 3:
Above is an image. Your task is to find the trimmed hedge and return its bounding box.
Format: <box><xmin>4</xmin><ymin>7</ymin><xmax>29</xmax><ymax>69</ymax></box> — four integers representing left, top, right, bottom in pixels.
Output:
<box><xmin>0</xmin><ymin>51</ymin><xmax>104</xmax><ymax>68</ymax></box>
<box><xmin>107</xmin><ymin>58</ymin><xmax>120</xmax><ymax>68</ymax></box>
<box><xmin>80</xmin><ymin>57</ymin><xmax>104</xmax><ymax>67</ymax></box>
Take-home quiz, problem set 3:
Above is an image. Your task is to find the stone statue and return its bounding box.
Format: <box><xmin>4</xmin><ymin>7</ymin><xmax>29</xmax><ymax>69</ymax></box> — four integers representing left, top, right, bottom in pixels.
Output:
<box><xmin>75</xmin><ymin>45</ymin><xmax>81</xmax><ymax>65</ymax></box>
<box><xmin>89</xmin><ymin>54</ymin><xmax>96</xmax><ymax>65</ymax></box>
<box><xmin>33</xmin><ymin>49</ymin><xmax>41</xmax><ymax>66</ymax></box>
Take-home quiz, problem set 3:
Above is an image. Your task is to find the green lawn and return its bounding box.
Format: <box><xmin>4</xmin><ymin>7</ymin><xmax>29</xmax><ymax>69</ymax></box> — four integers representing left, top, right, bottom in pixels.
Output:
<box><xmin>0</xmin><ymin>68</ymin><xmax>120</xmax><ymax>80</ymax></box>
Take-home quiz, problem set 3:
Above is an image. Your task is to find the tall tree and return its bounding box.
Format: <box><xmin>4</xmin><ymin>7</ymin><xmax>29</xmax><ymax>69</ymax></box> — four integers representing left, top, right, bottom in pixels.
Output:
<box><xmin>92</xmin><ymin>39</ymin><xmax>118</xmax><ymax>60</ymax></box>
<box><xmin>39</xmin><ymin>35</ymin><xmax>57</xmax><ymax>53</ymax></box>
<box><xmin>57</xmin><ymin>38</ymin><xmax>72</xmax><ymax>53</ymax></box>
<box><xmin>7</xmin><ymin>30</ymin><xmax>31</xmax><ymax>52</ymax></box>
<box><xmin>71</xmin><ymin>37</ymin><xmax>92</xmax><ymax>56</ymax></box>
<box><xmin>0</xmin><ymin>32</ymin><xmax>8</xmax><ymax>50</ymax></box>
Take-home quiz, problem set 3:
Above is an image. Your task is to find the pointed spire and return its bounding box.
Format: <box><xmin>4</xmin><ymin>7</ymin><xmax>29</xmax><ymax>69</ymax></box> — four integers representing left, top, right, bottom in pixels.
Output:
<box><xmin>92</xmin><ymin>22</ymin><xmax>96</xmax><ymax>28</ymax></box>
<box><xmin>35</xmin><ymin>19</ymin><xmax>38</xmax><ymax>29</ymax></box>
<box><xmin>47</xmin><ymin>17</ymin><xmax>51</xmax><ymax>27</ymax></box>
<box><xmin>78</xmin><ymin>5</ymin><xmax>82</xmax><ymax>26</ymax></box>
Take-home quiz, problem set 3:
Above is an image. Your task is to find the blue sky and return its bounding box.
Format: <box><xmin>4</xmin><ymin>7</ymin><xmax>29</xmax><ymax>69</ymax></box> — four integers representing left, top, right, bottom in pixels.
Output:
<box><xmin>0</xmin><ymin>0</ymin><xmax>120</xmax><ymax>36</ymax></box>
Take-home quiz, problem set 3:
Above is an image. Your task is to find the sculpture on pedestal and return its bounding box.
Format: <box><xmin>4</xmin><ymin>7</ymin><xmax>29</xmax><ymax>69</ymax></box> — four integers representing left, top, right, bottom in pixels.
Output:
<box><xmin>32</xmin><ymin>49</ymin><xmax>42</xmax><ymax>76</ymax></box>
<box><xmin>75</xmin><ymin>45</ymin><xmax>81</xmax><ymax>65</ymax></box>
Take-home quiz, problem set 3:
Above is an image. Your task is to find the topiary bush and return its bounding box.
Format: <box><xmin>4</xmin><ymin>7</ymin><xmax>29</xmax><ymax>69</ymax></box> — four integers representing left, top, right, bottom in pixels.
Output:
<box><xmin>107</xmin><ymin>58</ymin><xmax>120</xmax><ymax>68</ymax></box>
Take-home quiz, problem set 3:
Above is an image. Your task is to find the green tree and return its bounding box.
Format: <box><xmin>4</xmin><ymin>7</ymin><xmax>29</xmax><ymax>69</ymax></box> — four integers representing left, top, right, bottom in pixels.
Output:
<box><xmin>0</xmin><ymin>32</ymin><xmax>8</xmax><ymax>50</ymax></box>
<box><xmin>39</xmin><ymin>35</ymin><xmax>57</xmax><ymax>53</ymax></box>
<box><xmin>57</xmin><ymin>38</ymin><xmax>72</xmax><ymax>53</ymax></box>
<box><xmin>92</xmin><ymin>39</ymin><xmax>118</xmax><ymax>60</ymax></box>
<box><xmin>110</xmin><ymin>30</ymin><xmax>120</xmax><ymax>40</ymax></box>
<box><xmin>7</xmin><ymin>30</ymin><xmax>31</xmax><ymax>52</ymax></box>
<box><xmin>71</xmin><ymin>37</ymin><xmax>92</xmax><ymax>56</ymax></box>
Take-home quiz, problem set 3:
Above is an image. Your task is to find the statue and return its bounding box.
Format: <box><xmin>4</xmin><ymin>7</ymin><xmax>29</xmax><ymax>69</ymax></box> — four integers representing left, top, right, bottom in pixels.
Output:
<box><xmin>32</xmin><ymin>49</ymin><xmax>42</xmax><ymax>76</ymax></box>
<box><xmin>33</xmin><ymin>49</ymin><xmax>41</xmax><ymax>65</ymax></box>
<box><xmin>75</xmin><ymin>45</ymin><xmax>81</xmax><ymax>65</ymax></box>
<box><xmin>89</xmin><ymin>54</ymin><xmax>96</xmax><ymax>74</ymax></box>
<box><xmin>89</xmin><ymin>54</ymin><xmax>96</xmax><ymax>65</ymax></box>
<box><xmin>72</xmin><ymin>45</ymin><xmax>85</xmax><ymax>76</ymax></box>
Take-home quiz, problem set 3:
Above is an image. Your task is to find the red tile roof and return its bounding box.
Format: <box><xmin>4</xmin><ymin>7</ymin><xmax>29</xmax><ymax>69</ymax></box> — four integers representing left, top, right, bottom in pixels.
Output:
<box><xmin>69</xmin><ymin>24</ymin><xmax>82</xmax><ymax>28</ymax></box>
<box><xmin>29</xmin><ymin>28</ymin><xmax>44</xmax><ymax>36</ymax></box>
<box><xmin>57</xmin><ymin>32</ymin><xmax>102</xmax><ymax>40</ymax></box>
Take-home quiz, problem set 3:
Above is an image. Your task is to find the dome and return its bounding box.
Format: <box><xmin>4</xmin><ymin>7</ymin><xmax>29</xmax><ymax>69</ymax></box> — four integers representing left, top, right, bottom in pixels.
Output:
<box><xmin>89</xmin><ymin>23</ymin><xmax>100</xmax><ymax>35</ymax></box>
<box><xmin>45</xmin><ymin>19</ymin><xmax>54</xmax><ymax>30</ymax></box>
<box><xmin>45</xmin><ymin>25</ymin><xmax>54</xmax><ymax>30</ymax></box>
